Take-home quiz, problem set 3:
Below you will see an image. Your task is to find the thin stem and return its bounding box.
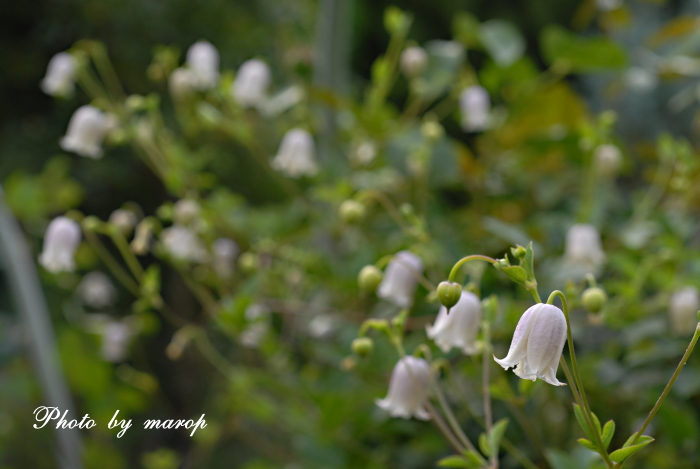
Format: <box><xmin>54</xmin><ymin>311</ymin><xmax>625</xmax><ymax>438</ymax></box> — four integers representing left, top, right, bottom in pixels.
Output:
<box><xmin>357</xmin><ymin>189</ymin><xmax>419</xmax><ymax>240</ymax></box>
<box><xmin>192</xmin><ymin>328</ymin><xmax>235</xmax><ymax>378</ymax></box>
<box><xmin>627</xmin><ymin>322</ymin><xmax>700</xmax><ymax>447</ymax></box>
<box><xmin>448</xmin><ymin>255</ymin><xmax>498</xmax><ymax>283</ymax></box>
<box><xmin>83</xmin><ymin>230</ymin><xmax>140</xmax><ymax>296</ymax></box>
<box><xmin>482</xmin><ymin>320</ymin><xmax>496</xmax><ymax>469</ymax></box>
<box><xmin>105</xmin><ymin>229</ymin><xmax>144</xmax><ymax>280</ymax></box>
<box><xmin>425</xmin><ymin>401</ymin><xmax>465</xmax><ymax>454</ymax></box>
<box><xmin>432</xmin><ymin>379</ymin><xmax>479</xmax><ymax>455</ymax></box>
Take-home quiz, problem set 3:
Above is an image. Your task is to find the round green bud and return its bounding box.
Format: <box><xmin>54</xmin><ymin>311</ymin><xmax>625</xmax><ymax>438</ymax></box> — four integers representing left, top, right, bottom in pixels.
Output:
<box><xmin>421</xmin><ymin>121</ymin><xmax>444</xmax><ymax>142</ymax></box>
<box><xmin>238</xmin><ymin>252</ymin><xmax>259</xmax><ymax>274</ymax></box>
<box><xmin>437</xmin><ymin>281</ymin><xmax>462</xmax><ymax>310</ymax></box>
<box><xmin>81</xmin><ymin>216</ymin><xmax>101</xmax><ymax>232</ymax></box>
<box><xmin>358</xmin><ymin>265</ymin><xmax>382</xmax><ymax>293</ymax></box>
<box><xmin>512</xmin><ymin>245</ymin><xmax>527</xmax><ymax>259</ymax></box>
<box><xmin>351</xmin><ymin>337</ymin><xmax>374</xmax><ymax>357</ymax></box>
<box><xmin>581</xmin><ymin>287</ymin><xmax>607</xmax><ymax>313</ymax></box>
<box><xmin>339</xmin><ymin>200</ymin><xmax>366</xmax><ymax>224</ymax></box>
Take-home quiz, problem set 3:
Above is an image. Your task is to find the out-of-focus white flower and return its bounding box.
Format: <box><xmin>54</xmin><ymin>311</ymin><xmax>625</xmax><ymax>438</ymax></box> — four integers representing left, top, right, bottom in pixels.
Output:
<box><xmin>131</xmin><ymin>220</ymin><xmax>153</xmax><ymax>255</ymax></box>
<box><xmin>240</xmin><ymin>304</ymin><xmax>270</xmax><ymax>348</ymax></box>
<box><xmin>564</xmin><ymin>224</ymin><xmax>606</xmax><ymax>273</ymax></box>
<box><xmin>670</xmin><ymin>287</ymin><xmax>700</xmax><ymax>335</ymax></box>
<box><xmin>400</xmin><ymin>46</ymin><xmax>428</xmax><ymax>78</ymax></box>
<box><xmin>271</xmin><ymin>128</ymin><xmax>318</xmax><ymax>178</ymax></box>
<box><xmin>307</xmin><ymin>314</ymin><xmax>338</xmax><ymax>339</ymax></box>
<box><xmin>594</xmin><ymin>144</ymin><xmax>622</xmax><ymax>177</ymax></box>
<box><xmin>100</xmin><ymin>320</ymin><xmax>133</xmax><ymax>362</ymax></box>
<box><xmin>232</xmin><ymin>59</ymin><xmax>271</xmax><ymax>108</ymax></box>
<box><xmin>173</xmin><ymin>199</ymin><xmax>201</xmax><ymax>225</ymax></box>
<box><xmin>427</xmin><ymin>291</ymin><xmax>482</xmax><ymax>354</ymax></box>
<box><xmin>41</xmin><ymin>52</ymin><xmax>77</xmax><ymax>98</ymax></box>
<box><xmin>186</xmin><ymin>41</ymin><xmax>220</xmax><ymax>90</ymax></box>
<box><xmin>212</xmin><ymin>237</ymin><xmax>239</xmax><ymax>279</ymax></box>
<box><xmin>259</xmin><ymin>86</ymin><xmax>304</xmax><ymax>117</ymax></box>
<box><xmin>168</xmin><ymin>67</ymin><xmax>197</xmax><ymax>100</ymax></box>
<box><xmin>160</xmin><ymin>225</ymin><xmax>209</xmax><ymax>263</ymax></box>
<box><xmin>39</xmin><ymin>216</ymin><xmax>81</xmax><ymax>274</ymax></box>
<box><xmin>77</xmin><ymin>272</ymin><xmax>117</xmax><ymax>308</ymax></box>
<box><xmin>597</xmin><ymin>0</ymin><xmax>622</xmax><ymax>9</ymax></box>
<box><xmin>350</xmin><ymin>139</ymin><xmax>377</xmax><ymax>166</ymax></box>
<box><xmin>459</xmin><ymin>86</ymin><xmax>491</xmax><ymax>132</ymax></box>
<box><xmin>494</xmin><ymin>303</ymin><xmax>567</xmax><ymax>386</ymax></box>
<box><xmin>377</xmin><ymin>251</ymin><xmax>423</xmax><ymax>308</ymax></box>
<box><xmin>626</xmin><ymin>67</ymin><xmax>658</xmax><ymax>94</ymax></box>
<box><xmin>108</xmin><ymin>209</ymin><xmax>138</xmax><ymax>236</ymax></box>
<box><xmin>376</xmin><ymin>356</ymin><xmax>431</xmax><ymax>420</ymax></box>
<box><xmin>60</xmin><ymin>105</ymin><xmax>116</xmax><ymax>159</ymax></box>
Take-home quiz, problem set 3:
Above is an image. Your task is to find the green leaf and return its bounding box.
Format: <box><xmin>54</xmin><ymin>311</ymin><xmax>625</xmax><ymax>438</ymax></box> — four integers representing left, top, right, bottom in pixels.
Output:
<box><xmin>479</xmin><ymin>20</ymin><xmax>525</xmax><ymax>67</ymax></box>
<box><xmin>602</xmin><ymin>420</ymin><xmax>616</xmax><ymax>449</ymax></box>
<box><xmin>462</xmin><ymin>451</ymin><xmax>483</xmax><ymax>468</ymax></box>
<box><xmin>436</xmin><ymin>455</ymin><xmax>476</xmax><ymax>468</ymax></box>
<box><xmin>488</xmin><ymin>418</ymin><xmax>509</xmax><ymax>456</ymax></box>
<box><xmin>540</xmin><ymin>25</ymin><xmax>627</xmax><ymax>72</ymax></box>
<box><xmin>521</xmin><ymin>242</ymin><xmax>535</xmax><ymax>281</ymax></box>
<box><xmin>609</xmin><ymin>437</ymin><xmax>655</xmax><ymax>463</ymax></box>
<box><xmin>479</xmin><ymin>432</ymin><xmax>491</xmax><ymax>457</ymax></box>
<box><xmin>622</xmin><ymin>434</ymin><xmax>653</xmax><ymax>448</ymax></box>
<box><xmin>573</xmin><ymin>404</ymin><xmax>595</xmax><ymax>442</ymax></box>
<box><xmin>577</xmin><ymin>438</ymin><xmax>598</xmax><ymax>451</ymax></box>
<box><xmin>500</xmin><ymin>265</ymin><xmax>528</xmax><ymax>284</ymax></box>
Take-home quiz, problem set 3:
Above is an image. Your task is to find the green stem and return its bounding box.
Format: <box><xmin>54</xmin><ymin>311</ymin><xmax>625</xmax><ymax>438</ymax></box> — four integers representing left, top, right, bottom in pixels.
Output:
<box><xmin>432</xmin><ymin>379</ymin><xmax>480</xmax><ymax>456</ymax></box>
<box><xmin>482</xmin><ymin>320</ymin><xmax>496</xmax><ymax>468</ymax></box>
<box><xmin>357</xmin><ymin>189</ymin><xmax>420</xmax><ymax>240</ymax></box>
<box><xmin>448</xmin><ymin>255</ymin><xmax>498</xmax><ymax>283</ymax></box>
<box><xmin>425</xmin><ymin>401</ymin><xmax>465</xmax><ymax>454</ymax></box>
<box><xmin>105</xmin><ymin>229</ymin><xmax>144</xmax><ymax>280</ymax></box>
<box><xmin>83</xmin><ymin>230</ymin><xmax>140</xmax><ymax>296</ymax></box>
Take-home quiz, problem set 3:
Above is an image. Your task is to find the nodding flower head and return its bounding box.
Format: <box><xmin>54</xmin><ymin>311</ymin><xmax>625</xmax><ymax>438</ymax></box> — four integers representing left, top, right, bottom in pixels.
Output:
<box><xmin>400</xmin><ymin>46</ymin><xmax>428</xmax><ymax>78</ymax></box>
<box><xmin>270</xmin><ymin>128</ymin><xmax>318</xmax><ymax>178</ymax></box>
<box><xmin>427</xmin><ymin>290</ymin><xmax>482</xmax><ymax>355</ymax></box>
<box><xmin>459</xmin><ymin>85</ymin><xmax>491</xmax><ymax>132</ymax></box>
<box><xmin>212</xmin><ymin>237</ymin><xmax>239</xmax><ymax>279</ymax></box>
<box><xmin>41</xmin><ymin>52</ymin><xmax>77</xmax><ymax>98</ymax></box>
<box><xmin>594</xmin><ymin>144</ymin><xmax>622</xmax><ymax>177</ymax></box>
<box><xmin>494</xmin><ymin>303</ymin><xmax>567</xmax><ymax>386</ymax></box>
<box><xmin>564</xmin><ymin>224</ymin><xmax>605</xmax><ymax>274</ymax></box>
<box><xmin>168</xmin><ymin>67</ymin><xmax>197</xmax><ymax>100</ymax></box>
<box><xmin>160</xmin><ymin>225</ymin><xmax>209</xmax><ymax>263</ymax></box>
<box><xmin>100</xmin><ymin>320</ymin><xmax>134</xmax><ymax>362</ymax></box>
<box><xmin>186</xmin><ymin>41</ymin><xmax>220</xmax><ymax>90</ymax></box>
<box><xmin>377</xmin><ymin>251</ymin><xmax>423</xmax><ymax>308</ymax></box>
<box><xmin>60</xmin><ymin>105</ymin><xmax>115</xmax><ymax>159</ymax></box>
<box><xmin>375</xmin><ymin>355</ymin><xmax>432</xmax><ymax>420</ymax></box>
<box><xmin>232</xmin><ymin>59</ymin><xmax>271</xmax><ymax>108</ymax></box>
<box><xmin>670</xmin><ymin>286</ymin><xmax>700</xmax><ymax>336</ymax></box>
<box><xmin>39</xmin><ymin>216</ymin><xmax>81</xmax><ymax>274</ymax></box>
<box><xmin>77</xmin><ymin>272</ymin><xmax>117</xmax><ymax>308</ymax></box>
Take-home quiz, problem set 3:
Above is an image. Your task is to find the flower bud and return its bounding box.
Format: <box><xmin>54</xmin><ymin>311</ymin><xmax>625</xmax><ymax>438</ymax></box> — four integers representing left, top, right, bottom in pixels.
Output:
<box><xmin>339</xmin><ymin>200</ymin><xmax>365</xmax><ymax>224</ymax></box>
<box><xmin>428</xmin><ymin>290</ymin><xmax>482</xmax><ymax>354</ymax></box>
<box><xmin>421</xmin><ymin>121</ymin><xmax>444</xmax><ymax>142</ymax></box>
<box><xmin>41</xmin><ymin>52</ymin><xmax>77</xmax><ymax>98</ymax></box>
<box><xmin>232</xmin><ymin>59</ymin><xmax>271</xmax><ymax>108</ymax></box>
<box><xmin>352</xmin><ymin>337</ymin><xmax>374</xmax><ymax>357</ymax></box>
<box><xmin>581</xmin><ymin>287</ymin><xmax>607</xmax><ymax>313</ymax></box>
<box><xmin>60</xmin><ymin>105</ymin><xmax>115</xmax><ymax>159</ymax></box>
<box><xmin>168</xmin><ymin>67</ymin><xmax>197</xmax><ymax>101</ymax></box>
<box><xmin>173</xmin><ymin>199</ymin><xmax>201</xmax><ymax>225</ymax></box>
<box><xmin>459</xmin><ymin>85</ymin><xmax>490</xmax><ymax>132</ymax></box>
<box><xmin>39</xmin><ymin>216</ymin><xmax>81</xmax><ymax>274</ymax></box>
<box><xmin>494</xmin><ymin>303</ymin><xmax>567</xmax><ymax>386</ymax></box>
<box><xmin>186</xmin><ymin>41</ymin><xmax>220</xmax><ymax>90</ymax></box>
<box><xmin>358</xmin><ymin>265</ymin><xmax>382</xmax><ymax>293</ymax></box>
<box><xmin>131</xmin><ymin>220</ymin><xmax>153</xmax><ymax>255</ymax></box>
<box><xmin>77</xmin><ymin>272</ymin><xmax>117</xmax><ymax>308</ymax></box>
<box><xmin>271</xmin><ymin>128</ymin><xmax>318</xmax><ymax>178</ymax></box>
<box><xmin>437</xmin><ymin>281</ymin><xmax>462</xmax><ymax>310</ymax></box>
<box><xmin>594</xmin><ymin>144</ymin><xmax>622</xmax><ymax>177</ymax></box>
<box><xmin>511</xmin><ymin>245</ymin><xmax>527</xmax><ymax>259</ymax></box>
<box><xmin>564</xmin><ymin>224</ymin><xmax>605</xmax><ymax>275</ymax></box>
<box><xmin>238</xmin><ymin>252</ymin><xmax>259</xmax><ymax>274</ymax></box>
<box><xmin>377</xmin><ymin>251</ymin><xmax>423</xmax><ymax>308</ymax></box>
<box><xmin>670</xmin><ymin>286</ymin><xmax>700</xmax><ymax>336</ymax></box>
<box><xmin>400</xmin><ymin>46</ymin><xmax>428</xmax><ymax>78</ymax></box>
<box><xmin>349</xmin><ymin>139</ymin><xmax>377</xmax><ymax>166</ymax></box>
<box><xmin>108</xmin><ymin>209</ymin><xmax>138</xmax><ymax>236</ymax></box>
<box><xmin>376</xmin><ymin>356</ymin><xmax>431</xmax><ymax>420</ymax></box>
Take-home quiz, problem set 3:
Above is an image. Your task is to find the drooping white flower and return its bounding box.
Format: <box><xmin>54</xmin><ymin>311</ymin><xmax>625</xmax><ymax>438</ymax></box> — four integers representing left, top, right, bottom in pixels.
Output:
<box><xmin>670</xmin><ymin>286</ymin><xmax>700</xmax><ymax>336</ymax></box>
<box><xmin>259</xmin><ymin>85</ymin><xmax>304</xmax><ymax>117</ymax></box>
<box><xmin>400</xmin><ymin>46</ymin><xmax>429</xmax><ymax>78</ymax></box>
<box><xmin>564</xmin><ymin>224</ymin><xmax>605</xmax><ymax>273</ymax></box>
<box><xmin>494</xmin><ymin>303</ymin><xmax>567</xmax><ymax>386</ymax></box>
<box><xmin>307</xmin><ymin>314</ymin><xmax>338</xmax><ymax>339</ymax></box>
<box><xmin>427</xmin><ymin>291</ymin><xmax>482</xmax><ymax>354</ymax></box>
<box><xmin>173</xmin><ymin>199</ymin><xmax>201</xmax><ymax>225</ymax></box>
<box><xmin>240</xmin><ymin>304</ymin><xmax>270</xmax><ymax>348</ymax></box>
<box><xmin>60</xmin><ymin>105</ymin><xmax>115</xmax><ymax>159</ymax></box>
<box><xmin>168</xmin><ymin>67</ymin><xmax>197</xmax><ymax>100</ymax></box>
<box><xmin>232</xmin><ymin>59</ymin><xmax>271</xmax><ymax>108</ymax></box>
<box><xmin>212</xmin><ymin>237</ymin><xmax>239</xmax><ymax>278</ymax></box>
<box><xmin>376</xmin><ymin>356</ymin><xmax>432</xmax><ymax>420</ymax></box>
<box><xmin>41</xmin><ymin>52</ymin><xmax>77</xmax><ymax>98</ymax></box>
<box><xmin>160</xmin><ymin>225</ymin><xmax>209</xmax><ymax>263</ymax></box>
<box><xmin>77</xmin><ymin>272</ymin><xmax>117</xmax><ymax>308</ymax></box>
<box><xmin>108</xmin><ymin>209</ymin><xmax>138</xmax><ymax>236</ymax></box>
<box><xmin>350</xmin><ymin>139</ymin><xmax>377</xmax><ymax>166</ymax></box>
<box><xmin>594</xmin><ymin>144</ymin><xmax>622</xmax><ymax>177</ymax></box>
<box><xmin>39</xmin><ymin>216</ymin><xmax>81</xmax><ymax>274</ymax></box>
<box><xmin>100</xmin><ymin>320</ymin><xmax>133</xmax><ymax>362</ymax></box>
<box><xmin>377</xmin><ymin>251</ymin><xmax>423</xmax><ymax>308</ymax></box>
<box><xmin>186</xmin><ymin>41</ymin><xmax>220</xmax><ymax>90</ymax></box>
<box><xmin>131</xmin><ymin>220</ymin><xmax>153</xmax><ymax>255</ymax></box>
<box><xmin>459</xmin><ymin>86</ymin><xmax>491</xmax><ymax>132</ymax></box>
<box><xmin>270</xmin><ymin>128</ymin><xmax>318</xmax><ymax>178</ymax></box>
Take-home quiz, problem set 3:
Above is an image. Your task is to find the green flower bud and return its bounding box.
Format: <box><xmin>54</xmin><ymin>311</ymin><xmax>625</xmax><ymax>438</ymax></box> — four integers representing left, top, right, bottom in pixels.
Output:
<box><xmin>511</xmin><ymin>245</ymin><xmax>527</xmax><ymax>259</ymax></box>
<box><xmin>358</xmin><ymin>265</ymin><xmax>382</xmax><ymax>293</ymax></box>
<box><xmin>81</xmin><ymin>216</ymin><xmax>101</xmax><ymax>232</ymax></box>
<box><xmin>351</xmin><ymin>337</ymin><xmax>374</xmax><ymax>357</ymax></box>
<box><xmin>581</xmin><ymin>287</ymin><xmax>607</xmax><ymax>313</ymax></box>
<box><xmin>339</xmin><ymin>200</ymin><xmax>366</xmax><ymax>224</ymax></box>
<box><xmin>421</xmin><ymin>121</ymin><xmax>444</xmax><ymax>142</ymax></box>
<box><xmin>437</xmin><ymin>281</ymin><xmax>462</xmax><ymax>310</ymax></box>
<box><xmin>238</xmin><ymin>252</ymin><xmax>259</xmax><ymax>274</ymax></box>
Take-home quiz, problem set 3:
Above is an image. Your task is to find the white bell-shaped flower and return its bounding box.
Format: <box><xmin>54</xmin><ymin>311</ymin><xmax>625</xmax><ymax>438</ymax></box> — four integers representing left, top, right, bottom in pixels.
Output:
<box><xmin>39</xmin><ymin>216</ymin><xmax>81</xmax><ymax>274</ymax></box>
<box><xmin>100</xmin><ymin>320</ymin><xmax>133</xmax><ymax>362</ymax></box>
<box><xmin>60</xmin><ymin>105</ymin><xmax>114</xmax><ymax>159</ymax></box>
<box><xmin>160</xmin><ymin>225</ymin><xmax>209</xmax><ymax>263</ymax></box>
<box><xmin>41</xmin><ymin>52</ymin><xmax>77</xmax><ymax>98</ymax></box>
<box><xmin>400</xmin><ymin>46</ymin><xmax>428</xmax><ymax>78</ymax></box>
<box><xmin>270</xmin><ymin>128</ymin><xmax>318</xmax><ymax>178</ymax></box>
<box><xmin>376</xmin><ymin>355</ymin><xmax>432</xmax><ymax>420</ymax></box>
<box><xmin>459</xmin><ymin>86</ymin><xmax>491</xmax><ymax>132</ymax></box>
<box><xmin>427</xmin><ymin>291</ymin><xmax>482</xmax><ymax>354</ymax></box>
<box><xmin>350</xmin><ymin>139</ymin><xmax>377</xmax><ymax>166</ymax></box>
<box><xmin>108</xmin><ymin>208</ymin><xmax>138</xmax><ymax>236</ymax></box>
<box><xmin>670</xmin><ymin>286</ymin><xmax>700</xmax><ymax>336</ymax></box>
<box><xmin>377</xmin><ymin>251</ymin><xmax>423</xmax><ymax>308</ymax></box>
<box><xmin>173</xmin><ymin>199</ymin><xmax>201</xmax><ymax>225</ymax></box>
<box><xmin>77</xmin><ymin>272</ymin><xmax>117</xmax><ymax>308</ymax></box>
<box><xmin>232</xmin><ymin>59</ymin><xmax>271</xmax><ymax>108</ymax></box>
<box><xmin>212</xmin><ymin>237</ymin><xmax>239</xmax><ymax>279</ymax></box>
<box><xmin>168</xmin><ymin>67</ymin><xmax>197</xmax><ymax>100</ymax></box>
<box><xmin>564</xmin><ymin>224</ymin><xmax>605</xmax><ymax>273</ymax></box>
<box><xmin>594</xmin><ymin>144</ymin><xmax>622</xmax><ymax>177</ymax></box>
<box><xmin>186</xmin><ymin>41</ymin><xmax>220</xmax><ymax>90</ymax></box>
<box><xmin>494</xmin><ymin>303</ymin><xmax>567</xmax><ymax>386</ymax></box>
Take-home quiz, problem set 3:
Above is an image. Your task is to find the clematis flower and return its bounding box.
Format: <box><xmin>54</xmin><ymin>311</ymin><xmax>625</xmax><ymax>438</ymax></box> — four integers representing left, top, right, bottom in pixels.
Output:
<box><xmin>427</xmin><ymin>291</ymin><xmax>482</xmax><ymax>354</ymax></box>
<box><xmin>232</xmin><ymin>59</ymin><xmax>271</xmax><ymax>108</ymax></box>
<box><xmin>270</xmin><ymin>128</ymin><xmax>318</xmax><ymax>178</ymax></box>
<box><xmin>60</xmin><ymin>105</ymin><xmax>115</xmax><ymax>159</ymax></box>
<box><xmin>186</xmin><ymin>41</ymin><xmax>220</xmax><ymax>90</ymax></box>
<box><xmin>77</xmin><ymin>272</ymin><xmax>117</xmax><ymax>308</ymax></box>
<box><xmin>160</xmin><ymin>225</ymin><xmax>209</xmax><ymax>263</ymax></box>
<box><xmin>494</xmin><ymin>303</ymin><xmax>567</xmax><ymax>386</ymax></box>
<box><xmin>376</xmin><ymin>356</ymin><xmax>432</xmax><ymax>420</ymax></box>
<box><xmin>41</xmin><ymin>52</ymin><xmax>77</xmax><ymax>98</ymax></box>
<box><xmin>564</xmin><ymin>224</ymin><xmax>605</xmax><ymax>274</ymax></box>
<box><xmin>168</xmin><ymin>67</ymin><xmax>197</xmax><ymax>100</ymax></box>
<box><xmin>669</xmin><ymin>286</ymin><xmax>700</xmax><ymax>336</ymax></box>
<box><xmin>212</xmin><ymin>237</ymin><xmax>239</xmax><ymax>279</ymax></box>
<box><xmin>108</xmin><ymin>208</ymin><xmax>138</xmax><ymax>236</ymax></box>
<box><xmin>594</xmin><ymin>144</ymin><xmax>622</xmax><ymax>177</ymax></box>
<box><xmin>400</xmin><ymin>46</ymin><xmax>428</xmax><ymax>78</ymax></box>
<box><xmin>377</xmin><ymin>251</ymin><xmax>423</xmax><ymax>308</ymax></box>
<box><xmin>39</xmin><ymin>216</ymin><xmax>81</xmax><ymax>274</ymax></box>
<box><xmin>459</xmin><ymin>85</ymin><xmax>491</xmax><ymax>132</ymax></box>
<box><xmin>173</xmin><ymin>199</ymin><xmax>201</xmax><ymax>225</ymax></box>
